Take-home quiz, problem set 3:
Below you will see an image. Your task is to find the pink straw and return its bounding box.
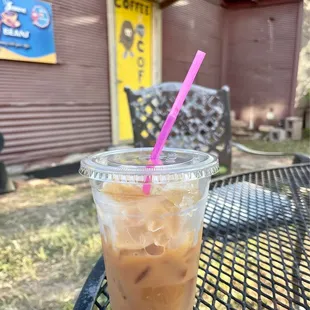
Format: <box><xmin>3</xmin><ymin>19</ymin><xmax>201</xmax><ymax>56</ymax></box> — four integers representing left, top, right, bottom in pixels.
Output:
<box><xmin>143</xmin><ymin>50</ymin><xmax>206</xmax><ymax>194</ymax></box>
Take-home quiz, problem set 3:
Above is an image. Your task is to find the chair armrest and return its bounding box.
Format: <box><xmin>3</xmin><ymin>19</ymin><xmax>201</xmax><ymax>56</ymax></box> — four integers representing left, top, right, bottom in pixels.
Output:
<box><xmin>74</xmin><ymin>256</ymin><xmax>105</xmax><ymax>310</ymax></box>
<box><xmin>293</xmin><ymin>153</ymin><xmax>310</xmax><ymax>164</ymax></box>
<box><xmin>231</xmin><ymin>142</ymin><xmax>295</xmax><ymax>157</ymax></box>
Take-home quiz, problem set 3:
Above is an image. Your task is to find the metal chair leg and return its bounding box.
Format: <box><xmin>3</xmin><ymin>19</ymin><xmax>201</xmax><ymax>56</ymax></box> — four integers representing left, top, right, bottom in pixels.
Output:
<box><xmin>0</xmin><ymin>162</ymin><xmax>15</xmax><ymax>195</ymax></box>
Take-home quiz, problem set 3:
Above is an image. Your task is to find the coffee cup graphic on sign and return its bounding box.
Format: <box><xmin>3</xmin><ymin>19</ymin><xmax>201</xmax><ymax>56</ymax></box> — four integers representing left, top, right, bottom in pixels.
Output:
<box><xmin>1</xmin><ymin>11</ymin><xmax>20</xmax><ymax>28</ymax></box>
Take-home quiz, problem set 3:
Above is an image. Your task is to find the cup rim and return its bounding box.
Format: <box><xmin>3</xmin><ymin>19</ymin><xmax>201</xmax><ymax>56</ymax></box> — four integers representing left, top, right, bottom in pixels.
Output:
<box><xmin>79</xmin><ymin>147</ymin><xmax>219</xmax><ymax>182</ymax></box>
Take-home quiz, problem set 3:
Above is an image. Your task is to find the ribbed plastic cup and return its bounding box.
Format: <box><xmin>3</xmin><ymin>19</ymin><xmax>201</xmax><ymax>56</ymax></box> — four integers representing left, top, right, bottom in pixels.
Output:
<box><xmin>80</xmin><ymin>148</ymin><xmax>218</xmax><ymax>310</ymax></box>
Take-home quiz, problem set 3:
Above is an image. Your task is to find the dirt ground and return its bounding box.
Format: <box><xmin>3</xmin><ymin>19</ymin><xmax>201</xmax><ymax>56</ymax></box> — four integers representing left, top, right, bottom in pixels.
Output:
<box><xmin>0</xmin><ymin>150</ymin><xmax>303</xmax><ymax>309</ymax></box>
<box><xmin>232</xmin><ymin>149</ymin><xmax>292</xmax><ymax>174</ymax></box>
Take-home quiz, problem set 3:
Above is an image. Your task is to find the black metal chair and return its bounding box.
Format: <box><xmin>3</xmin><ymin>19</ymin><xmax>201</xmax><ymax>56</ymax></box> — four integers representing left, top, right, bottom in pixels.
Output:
<box><xmin>124</xmin><ymin>83</ymin><xmax>310</xmax><ymax>175</ymax></box>
<box><xmin>125</xmin><ymin>83</ymin><xmax>232</xmax><ymax>175</ymax></box>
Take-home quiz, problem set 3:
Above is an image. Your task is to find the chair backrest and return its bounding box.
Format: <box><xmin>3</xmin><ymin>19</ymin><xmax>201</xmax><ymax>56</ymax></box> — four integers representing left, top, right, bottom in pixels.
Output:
<box><xmin>124</xmin><ymin>82</ymin><xmax>232</xmax><ymax>174</ymax></box>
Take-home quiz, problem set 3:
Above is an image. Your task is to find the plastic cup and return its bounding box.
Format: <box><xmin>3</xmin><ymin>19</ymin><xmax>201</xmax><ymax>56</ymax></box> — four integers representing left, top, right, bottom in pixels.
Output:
<box><xmin>80</xmin><ymin>148</ymin><xmax>218</xmax><ymax>310</ymax></box>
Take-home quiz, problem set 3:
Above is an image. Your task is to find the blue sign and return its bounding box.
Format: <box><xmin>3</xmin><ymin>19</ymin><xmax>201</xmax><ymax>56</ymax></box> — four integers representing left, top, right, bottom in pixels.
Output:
<box><xmin>0</xmin><ymin>0</ymin><xmax>56</xmax><ymax>64</ymax></box>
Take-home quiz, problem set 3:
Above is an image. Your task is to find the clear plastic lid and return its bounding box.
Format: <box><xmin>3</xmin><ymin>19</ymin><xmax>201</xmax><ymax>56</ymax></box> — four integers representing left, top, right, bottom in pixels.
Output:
<box><xmin>79</xmin><ymin>148</ymin><xmax>219</xmax><ymax>183</ymax></box>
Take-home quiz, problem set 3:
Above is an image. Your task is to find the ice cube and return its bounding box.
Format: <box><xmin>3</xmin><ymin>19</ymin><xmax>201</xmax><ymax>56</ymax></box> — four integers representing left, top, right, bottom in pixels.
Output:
<box><xmin>101</xmin><ymin>183</ymin><xmax>145</xmax><ymax>202</ymax></box>
<box><xmin>114</xmin><ymin>225</ymin><xmax>153</xmax><ymax>250</ymax></box>
<box><xmin>147</xmin><ymin>219</ymin><xmax>164</xmax><ymax>232</ymax></box>
<box><xmin>153</xmin><ymin>230</ymin><xmax>171</xmax><ymax>247</ymax></box>
<box><xmin>145</xmin><ymin>243</ymin><xmax>164</xmax><ymax>256</ymax></box>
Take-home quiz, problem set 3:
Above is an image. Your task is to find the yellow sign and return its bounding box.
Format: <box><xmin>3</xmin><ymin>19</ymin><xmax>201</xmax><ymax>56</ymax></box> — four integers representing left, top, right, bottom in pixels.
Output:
<box><xmin>115</xmin><ymin>0</ymin><xmax>153</xmax><ymax>142</ymax></box>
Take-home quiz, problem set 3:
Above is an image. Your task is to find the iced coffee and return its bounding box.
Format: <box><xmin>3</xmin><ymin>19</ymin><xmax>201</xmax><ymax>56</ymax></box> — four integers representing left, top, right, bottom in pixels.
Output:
<box><xmin>80</xmin><ymin>148</ymin><xmax>218</xmax><ymax>310</ymax></box>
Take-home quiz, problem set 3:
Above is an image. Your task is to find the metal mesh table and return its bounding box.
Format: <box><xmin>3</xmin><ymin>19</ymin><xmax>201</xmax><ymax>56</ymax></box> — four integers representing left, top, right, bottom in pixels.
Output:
<box><xmin>74</xmin><ymin>164</ymin><xmax>310</xmax><ymax>310</ymax></box>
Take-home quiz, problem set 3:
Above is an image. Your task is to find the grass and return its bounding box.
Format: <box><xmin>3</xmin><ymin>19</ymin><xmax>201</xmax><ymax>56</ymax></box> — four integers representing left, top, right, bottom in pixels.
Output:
<box><xmin>0</xmin><ymin>180</ymin><xmax>101</xmax><ymax>310</ymax></box>
<box><xmin>1</xmin><ymin>166</ymin><xmax>309</xmax><ymax>309</ymax></box>
<box><xmin>235</xmin><ymin>138</ymin><xmax>310</xmax><ymax>154</ymax></box>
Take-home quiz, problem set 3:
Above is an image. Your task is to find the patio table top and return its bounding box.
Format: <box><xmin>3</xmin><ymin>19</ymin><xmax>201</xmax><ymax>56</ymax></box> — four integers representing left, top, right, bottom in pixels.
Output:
<box><xmin>74</xmin><ymin>163</ymin><xmax>310</xmax><ymax>310</ymax></box>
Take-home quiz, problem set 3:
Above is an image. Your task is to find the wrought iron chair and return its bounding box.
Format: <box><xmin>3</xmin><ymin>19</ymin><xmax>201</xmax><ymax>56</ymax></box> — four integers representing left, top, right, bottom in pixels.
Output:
<box><xmin>124</xmin><ymin>82</ymin><xmax>310</xmax><ymax>175</ymax></box>
<box><xmin>125</xmin><ymin>83</ymin><xmax>232</xmax><ymax>175</ymax></box>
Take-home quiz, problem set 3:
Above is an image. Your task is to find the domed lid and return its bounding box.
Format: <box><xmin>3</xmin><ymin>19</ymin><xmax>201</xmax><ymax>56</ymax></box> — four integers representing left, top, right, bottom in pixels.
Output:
<box><xmin>79</xmin><ymin>147</ymin><xmax>218</xmax><ymax>183</ymax></box>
